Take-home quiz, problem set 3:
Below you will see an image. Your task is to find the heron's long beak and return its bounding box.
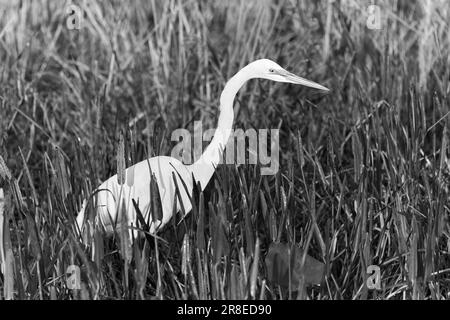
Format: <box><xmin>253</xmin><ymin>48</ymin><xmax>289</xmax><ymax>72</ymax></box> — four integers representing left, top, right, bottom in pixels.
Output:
<box><xmin>278</xmin><ymin>69</ymin><xmax>329</xmax><ymax>92</ymax></box>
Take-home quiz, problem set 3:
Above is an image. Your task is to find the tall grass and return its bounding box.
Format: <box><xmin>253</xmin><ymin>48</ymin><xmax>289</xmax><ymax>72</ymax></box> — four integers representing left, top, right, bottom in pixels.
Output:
<box><xmin>0</xmin><ymin>0</ymin><xmax>449</xmax><ymax>299</ymax></box>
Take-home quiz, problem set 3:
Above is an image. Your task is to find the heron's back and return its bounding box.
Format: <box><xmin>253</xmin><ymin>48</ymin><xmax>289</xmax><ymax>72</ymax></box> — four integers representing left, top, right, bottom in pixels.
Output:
<box><xmin>79</xmin><ymin>156</ymin><xmax>193</xmax><ymax>236</ymax></box>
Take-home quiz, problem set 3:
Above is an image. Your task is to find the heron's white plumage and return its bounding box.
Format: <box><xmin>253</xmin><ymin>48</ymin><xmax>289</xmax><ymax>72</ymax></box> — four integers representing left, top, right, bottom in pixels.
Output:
<box><xmin>77</xmin><ymin>59</ymin><xmax>328</xmax><ymax>238</ymax></box>
<box><xmin>77</xmin><ymin>156</ymin><xmax>193</xmax><ymax>238</ymax></box>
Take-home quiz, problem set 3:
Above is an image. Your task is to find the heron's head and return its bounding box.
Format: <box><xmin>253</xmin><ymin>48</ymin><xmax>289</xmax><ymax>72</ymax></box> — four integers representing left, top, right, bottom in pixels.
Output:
<box><xmin>247</xmin><ymin>59</ymin><xmax>329</xmax><ymax>92</ymax></box>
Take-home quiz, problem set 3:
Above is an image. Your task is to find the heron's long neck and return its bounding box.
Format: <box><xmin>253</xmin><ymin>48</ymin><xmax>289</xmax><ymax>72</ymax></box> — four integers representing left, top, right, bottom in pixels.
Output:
<box><xmin>188</xmin><ymin>69</ymin><xmax>250</xmax><ymax>190</ymax></box>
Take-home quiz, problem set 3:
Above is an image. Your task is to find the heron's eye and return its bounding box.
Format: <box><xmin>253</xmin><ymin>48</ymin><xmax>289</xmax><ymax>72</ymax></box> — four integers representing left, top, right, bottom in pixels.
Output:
<box><xmin>269</xmin><ymin>68</ymin><xmax>275</xmax><ymax>73</ymax></box>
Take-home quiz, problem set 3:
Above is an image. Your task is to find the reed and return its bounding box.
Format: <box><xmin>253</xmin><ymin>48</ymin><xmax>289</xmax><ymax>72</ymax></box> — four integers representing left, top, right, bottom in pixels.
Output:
<box><xmin>0</xmin><ymin>0</ymin><xmax>448</xmax><ymax>300</ymax></box>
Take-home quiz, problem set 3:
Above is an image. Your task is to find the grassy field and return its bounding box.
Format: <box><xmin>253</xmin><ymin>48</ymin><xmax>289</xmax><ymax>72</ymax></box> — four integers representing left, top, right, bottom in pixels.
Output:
<box><xmin>0</xmin><ymin>0</ymin><xmax>449</xmax><ymax>300</ymax></box>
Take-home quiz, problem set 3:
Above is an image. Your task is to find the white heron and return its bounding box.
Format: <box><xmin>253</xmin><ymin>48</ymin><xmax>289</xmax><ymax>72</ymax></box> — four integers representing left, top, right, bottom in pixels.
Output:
<box><xmin>76</xmin><ymin>59</ymin><xmax>329</xmax><ymax>239</ymax></box>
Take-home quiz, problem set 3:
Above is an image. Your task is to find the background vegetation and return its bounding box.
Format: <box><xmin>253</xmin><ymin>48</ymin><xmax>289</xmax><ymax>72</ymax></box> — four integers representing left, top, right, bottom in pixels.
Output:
<box><xmin>0</xmin><ymin>0</ymin><xmax>449</xmax><ymax>299</ymax></box>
